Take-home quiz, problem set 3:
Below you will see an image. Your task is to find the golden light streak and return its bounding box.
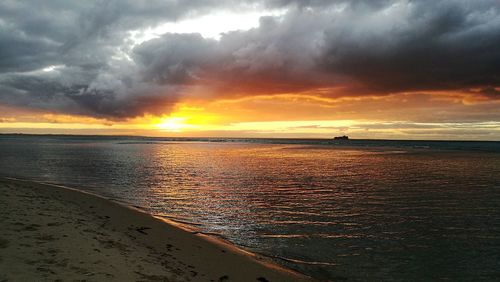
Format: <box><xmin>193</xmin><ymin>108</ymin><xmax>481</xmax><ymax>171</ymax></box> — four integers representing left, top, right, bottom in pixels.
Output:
<box><xmin>1</xmin><ymin>90</ymin><xmax>499</xmax><ymax>140</ymax></box>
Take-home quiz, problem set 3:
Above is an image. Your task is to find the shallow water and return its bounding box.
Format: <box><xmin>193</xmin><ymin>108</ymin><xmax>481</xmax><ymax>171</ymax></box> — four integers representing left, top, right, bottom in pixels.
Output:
<box><xmin>1</xmin><ymin>135</ymin><xmax>500</xmax><ymax>280</ymax></box>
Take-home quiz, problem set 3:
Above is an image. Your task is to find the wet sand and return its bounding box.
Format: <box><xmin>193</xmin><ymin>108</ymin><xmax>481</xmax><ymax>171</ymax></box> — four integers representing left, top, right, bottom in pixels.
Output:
<box><xmin>0</xmin><ymin>177</ymin><xmax>311</xmax><ymax>281</ymax></box>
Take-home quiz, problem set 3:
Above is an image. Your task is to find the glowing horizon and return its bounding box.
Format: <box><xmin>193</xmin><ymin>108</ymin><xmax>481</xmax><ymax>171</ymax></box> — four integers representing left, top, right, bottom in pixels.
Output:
<box><xmin>0</xmin><ymin>1</ymin><xmax>499</xmax><ymax>140</ymax></box>
<box><xmin>1</xmin><ymin>93</ymin><xmax>499</xmax><ymax>140</ymax></box>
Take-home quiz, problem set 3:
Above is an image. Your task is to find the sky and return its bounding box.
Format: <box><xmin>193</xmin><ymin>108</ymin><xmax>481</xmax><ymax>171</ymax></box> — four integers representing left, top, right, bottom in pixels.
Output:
<box><xmin>0</xmin><ymin>0</ymin><xmax>499</xmax><ymax>140</ymax></box>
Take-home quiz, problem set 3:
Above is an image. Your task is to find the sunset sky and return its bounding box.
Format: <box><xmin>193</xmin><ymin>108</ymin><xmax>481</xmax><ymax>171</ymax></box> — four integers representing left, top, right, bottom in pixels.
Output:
<box><xmin>0</xmin><ymin>0</ymin><xmax>499</xmax><ymax>140</ymax></box>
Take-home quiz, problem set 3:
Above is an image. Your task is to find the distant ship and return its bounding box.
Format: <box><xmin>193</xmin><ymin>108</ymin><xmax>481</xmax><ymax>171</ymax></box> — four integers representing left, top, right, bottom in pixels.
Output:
<box><xmin>333</xmin><ymin>135</ymin><xmax>349</xmax><ymax>140</ymax></box>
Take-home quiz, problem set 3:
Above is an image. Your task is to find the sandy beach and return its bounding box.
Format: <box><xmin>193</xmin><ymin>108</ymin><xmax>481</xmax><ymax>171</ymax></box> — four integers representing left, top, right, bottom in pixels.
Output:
<box><xmin>0</xmin><ymin>177</ymin><xmax>310</xmax><ymax>282</ymax></box>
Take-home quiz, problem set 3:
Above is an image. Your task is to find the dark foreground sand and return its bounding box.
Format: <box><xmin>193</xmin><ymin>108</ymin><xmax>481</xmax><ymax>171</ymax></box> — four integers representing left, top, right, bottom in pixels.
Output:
<box><xmin>0</xmin><ymin>177</ymin><xmax>311</xmax><ymax>282</ymax></box>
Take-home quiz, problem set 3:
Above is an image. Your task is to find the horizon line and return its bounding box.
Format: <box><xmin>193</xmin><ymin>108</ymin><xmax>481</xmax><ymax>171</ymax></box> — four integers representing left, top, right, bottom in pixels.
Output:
<box><xmin>1</xmin><ymin>132</ymin><xmax>499</xmax><ymax>143</ymax></box>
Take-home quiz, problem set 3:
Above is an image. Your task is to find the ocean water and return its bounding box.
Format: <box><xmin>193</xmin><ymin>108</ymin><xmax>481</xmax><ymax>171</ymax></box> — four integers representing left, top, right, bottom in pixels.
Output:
<box><xmin>1</xmin><ymin>135</ymin><xmax>500</xmax><ymax>281</ymax></box>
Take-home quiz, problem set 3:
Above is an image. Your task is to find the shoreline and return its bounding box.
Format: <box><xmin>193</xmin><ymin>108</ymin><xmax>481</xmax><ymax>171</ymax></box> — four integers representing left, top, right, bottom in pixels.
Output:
<box><xmin>0</xmin><ymin>177</ymin><xmax>311</xmax><ymax>281</ymax></box>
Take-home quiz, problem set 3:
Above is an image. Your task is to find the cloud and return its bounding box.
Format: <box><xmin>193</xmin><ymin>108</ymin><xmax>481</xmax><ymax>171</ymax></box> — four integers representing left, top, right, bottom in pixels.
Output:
<box><xmin>476</xmin><ymin>87</ymin><xmax>500</xmax><ymax>100</ymax></box>
<box><xmin>0</xmin><ymin>0</ymin><xmax>499</xmax><ymax>120</ymax></box>
<box><xmin>319</xmin><ymin>0</ymin><xmax>500</xmax><ymax>93</ymax></box>
<box><xmin>134</xmin><ymin>1</ymin><xmax>500</xmax><ymax>96</ymax></box>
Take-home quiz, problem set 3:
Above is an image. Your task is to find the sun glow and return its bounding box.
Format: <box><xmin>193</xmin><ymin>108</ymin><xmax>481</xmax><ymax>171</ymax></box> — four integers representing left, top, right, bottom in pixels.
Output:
<box><xmin>156</xmin><ymin>116</ymin><xmax>188</xmax><ymax>132</ymax></box>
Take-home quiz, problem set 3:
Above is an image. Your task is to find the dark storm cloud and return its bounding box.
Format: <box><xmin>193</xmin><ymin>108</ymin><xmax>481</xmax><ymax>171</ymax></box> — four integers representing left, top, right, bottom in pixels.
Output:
<box><xmin>134</xmin><ymin>14</ymin><xmax>331</xmax><ymax>94</ymax></box>
<box><xmin>320</xmin><ymin>0</ymin><xmax>500</xmax><ymax>93</ymax></box>
<box><xmin>134</xmin><ymin>0</ymin><xmax>500</xmax><ymax>96</ymax></box>
<box><xmin>134</xmin><ymin>33</ymin><xmax>218</xmax><ymax>85</ymax></box>
<box><xmin>0</xmin><ymin>0</ymin><xmax>499</xmax><ymax>119</ymax></box>
<box><xmin>0</xmin><ymin>0</ymin><xmax>241</xmax><ymax>118</ymax></box>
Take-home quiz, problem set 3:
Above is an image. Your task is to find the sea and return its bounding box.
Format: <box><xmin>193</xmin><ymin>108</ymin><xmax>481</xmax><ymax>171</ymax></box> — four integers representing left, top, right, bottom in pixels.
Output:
<box><xmin>1</xmin><ymin>134</ymin><xmax>499</xmax><ymax>281</ymax></box>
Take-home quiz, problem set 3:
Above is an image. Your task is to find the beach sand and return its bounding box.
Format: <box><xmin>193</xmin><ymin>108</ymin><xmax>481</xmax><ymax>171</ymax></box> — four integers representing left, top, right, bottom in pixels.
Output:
<box><xmin>0</xmin><ymin>177</ymin><xmax>311</xmax><ymax>282</ymax></box>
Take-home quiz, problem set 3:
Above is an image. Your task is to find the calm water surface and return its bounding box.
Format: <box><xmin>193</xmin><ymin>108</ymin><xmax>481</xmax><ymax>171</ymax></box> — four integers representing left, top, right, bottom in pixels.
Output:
<box><xmin>1</xmin><ymin>136</ymin><xmax>500</xmax><ymax>281</ymax></box>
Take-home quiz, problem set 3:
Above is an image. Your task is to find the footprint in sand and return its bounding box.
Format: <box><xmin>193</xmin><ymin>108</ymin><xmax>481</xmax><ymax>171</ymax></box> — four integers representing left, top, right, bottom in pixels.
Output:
<box><xmin>0</xmin><ymin>238</ymin><xmax>9</xmax><ymax>249</ymax></box>
<box><xmin>23</xmin><ymin>224</ymin><xmax>41</xmax><ymax>231</ymax></box>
